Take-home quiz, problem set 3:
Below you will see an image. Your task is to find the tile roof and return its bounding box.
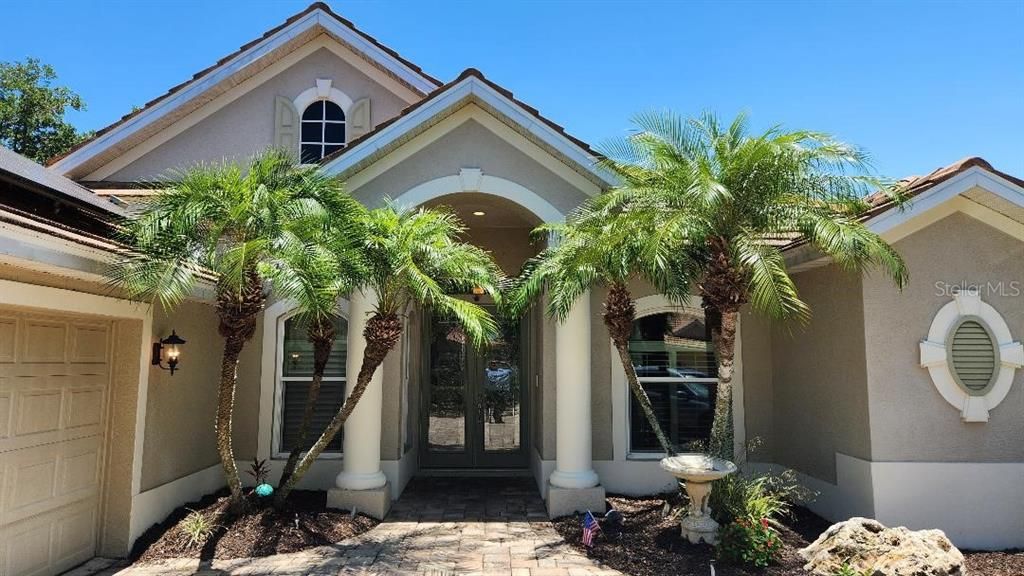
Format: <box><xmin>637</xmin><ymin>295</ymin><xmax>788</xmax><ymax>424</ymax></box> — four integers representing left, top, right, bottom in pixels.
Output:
<box><xmin>782</xmin><ymin>156</ymin><xmax>1023</xmax><ymax>251</ymax></box>
<box><xmin>47</xmin><ymin>2</ymin><xmax>441</xmax><ymax>168</ymax></box>
<box><xmin>861</xmin><ymin>156</ymin><xmax>1024</xmax><ymax>220</ymax></box>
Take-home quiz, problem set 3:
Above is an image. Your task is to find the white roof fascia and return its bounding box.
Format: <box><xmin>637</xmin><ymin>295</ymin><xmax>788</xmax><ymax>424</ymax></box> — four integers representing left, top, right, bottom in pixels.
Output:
<box><xmin>322</xmin><ymin>75</ymin><xmax>618</xmax><ymax>188</ymax></box>
<box><xmin>866</xmin><ymin>166</ymin><xmax>1024</xmax><ymax>235</ymax></box>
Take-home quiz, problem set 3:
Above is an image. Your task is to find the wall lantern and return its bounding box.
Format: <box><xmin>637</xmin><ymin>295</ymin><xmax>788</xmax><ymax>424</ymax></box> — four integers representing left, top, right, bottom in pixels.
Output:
<box><xmin>152</xmin><ymin>330</ymin><xmax>187</xmax><ymax>375</ymax></box>
<box><xmin>472</xmin><ymin>286</ymin><xmax>485</xmax><ymax>302</ymax></box>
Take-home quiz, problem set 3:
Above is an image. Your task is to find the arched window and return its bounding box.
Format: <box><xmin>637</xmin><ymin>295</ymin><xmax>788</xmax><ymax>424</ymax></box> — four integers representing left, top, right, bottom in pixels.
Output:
<box><xmin>628</xmin><ymin>307</ymin><xmax>718</xmax><ymax>452</ymax></box>
<box><xmin>300</xmin><ymin>100</ymin><xmax>346</xmax><ymax>163</ymax></box>
<box><xmin>277</xmin><ymin>314</ymin><xmax>347</xmax><ymax>453</ymax></box>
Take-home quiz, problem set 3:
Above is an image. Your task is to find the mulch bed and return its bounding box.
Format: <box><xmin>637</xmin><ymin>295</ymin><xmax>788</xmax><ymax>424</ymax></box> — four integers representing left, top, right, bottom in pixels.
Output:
<box><xmin>131</xmin><ymin>489</ymin><xmax>377</xmax><ymax>562</ymax></box>
<box><xmin>553</xmin><ymin>493</ymin><xmax>1024</xmax><ymax>576</ymax></box>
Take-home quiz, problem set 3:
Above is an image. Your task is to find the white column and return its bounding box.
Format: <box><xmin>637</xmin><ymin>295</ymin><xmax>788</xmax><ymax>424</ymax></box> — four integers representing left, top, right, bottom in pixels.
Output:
<box><xmin>335</xmin><ymin>288</ymin><xmax>387</xmax><ymax>491</ymax></box>
<box><xmin>549</xmin><ymin>291</ymin><xmax>600</xmax><ymax>489</ymax></box>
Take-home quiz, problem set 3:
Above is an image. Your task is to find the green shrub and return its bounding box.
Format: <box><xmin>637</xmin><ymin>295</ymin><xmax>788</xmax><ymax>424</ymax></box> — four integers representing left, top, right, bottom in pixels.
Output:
<box><xmin>705</xmin><ymin>467</ymin><xmax>812</xmax><ymax>567</ymax></box>
<box><xmin>709</xmin><ymin>468</ymin><xmax>810</xmax><ymax>525</ymax></box>
<box><xmin>717</xmin><ymin>517</ymin><xmax>783</xmax><ymax>568</ymax></box>
<box><xmin>180</xmin><ymin>509</ymin><xmax>217</xmax><ymax>548</ymax></box>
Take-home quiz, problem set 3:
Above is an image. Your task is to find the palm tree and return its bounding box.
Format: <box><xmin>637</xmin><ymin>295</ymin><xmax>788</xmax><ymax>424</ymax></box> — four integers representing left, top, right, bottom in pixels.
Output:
<box><xmin>510</xmin><ymin>202</ymin><xmax>688</xmax><ymax>455</ymax></box>
<box><xmin>109</xmin><ymin>149</ymin><xmax>358</xmax><ymax>506</ymax></box>
<box><xmin>261</xmin><ymin>200</ymin><xmax>367</xmax><ymax>491</ymax></box>
<box><xmin>597</xmin><ymin>111</ymin><xmax>908</xmax><ymax>460</ymax></box>
<box><xmin>276</xmin><ymin>201</ymin><xmax>502</xmax><ymax>501</ymax></box>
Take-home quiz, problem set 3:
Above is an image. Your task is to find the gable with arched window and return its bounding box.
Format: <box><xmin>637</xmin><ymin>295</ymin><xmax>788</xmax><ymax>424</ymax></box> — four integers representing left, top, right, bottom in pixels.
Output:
<box><xmin>274</xmin><ymin>78</ymin><xmax>373</xmax><ymax>163</ymax></box>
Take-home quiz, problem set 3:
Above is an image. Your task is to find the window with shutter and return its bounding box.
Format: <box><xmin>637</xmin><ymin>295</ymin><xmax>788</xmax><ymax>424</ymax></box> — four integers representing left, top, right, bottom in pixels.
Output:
<box><xmin>279</xmin><ymin>315</ymin><xmax>347</xmax><ymax>453</ymax></box>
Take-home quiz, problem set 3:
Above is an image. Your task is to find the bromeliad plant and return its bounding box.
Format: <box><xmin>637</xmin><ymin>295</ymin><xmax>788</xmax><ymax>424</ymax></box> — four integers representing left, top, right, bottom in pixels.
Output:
<box><xmin>109</xmin><ymin>148</ymin><xmax>358</xmax><ymax>507</ymax></box>
<box><xmin>510</xmin><ymin>198</ymin><xmax>686</xmax><ymax>455</ymax></box>
<box><xmin>597</xmin><ymin>111</ymin><xmax>909</xmax><ymax>459</ymax></box>
<box><xmin>275</xmin><ymin>201</ymin><xmax>502</xmax><ymax>503</ymax></box>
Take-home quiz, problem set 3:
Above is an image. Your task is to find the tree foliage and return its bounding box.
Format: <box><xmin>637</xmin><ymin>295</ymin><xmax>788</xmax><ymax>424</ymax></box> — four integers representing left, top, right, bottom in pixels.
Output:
<box><xmin>596</xmin><ymin>110</ymin><xmax>909</xmax><ymax>459</ymax></box>
<box><xmin>0</xmin><ymin>58</ymin><xmax>92</xmax><ymax>162</ymax></box>
<box><xmin>509</xmin><ymin>199</ymin><xmax>686</xmax><ymax>454</ymax></box>
<box><xmin>110</xmin><ymin>148</ymin><xmax>361</xmax><ymax>505</ymax></box>
<box><xmin>276</xmin><ymin>201</ymin><xmax>502</xmax><ymax>501</ymax></box>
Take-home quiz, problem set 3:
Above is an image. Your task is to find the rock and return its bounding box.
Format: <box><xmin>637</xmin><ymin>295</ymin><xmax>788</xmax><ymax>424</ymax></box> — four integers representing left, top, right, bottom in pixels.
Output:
<box><xmin>799</xmin><ymin>517</ymin><xmax>965</xmax><ymax>576</ymax></box>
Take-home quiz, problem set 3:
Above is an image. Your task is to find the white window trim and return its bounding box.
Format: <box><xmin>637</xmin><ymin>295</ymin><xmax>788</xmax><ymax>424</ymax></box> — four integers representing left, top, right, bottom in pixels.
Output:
<box><xmin>920</xmin><ymin>290</ymin><xmax>1023</xmax><ymax>422</ymax></box>
<box><xmin>258</xmin><ymin>298</ymin><xmax>350</xmax><ymax>461</ymax></box>
<box><xmin>612</xmin><ymin>294</ymin><xmax>725</xmax><ymax>460</ymax></box>
<box><xmin>293</xmin><ymin>78</ymin><xmax>353</xmax><ymax>116</ymax></box>
<box><xmin>294</xmin><ymin>78</ymin><xmax>353</xmax><ymax>163</ymax></box>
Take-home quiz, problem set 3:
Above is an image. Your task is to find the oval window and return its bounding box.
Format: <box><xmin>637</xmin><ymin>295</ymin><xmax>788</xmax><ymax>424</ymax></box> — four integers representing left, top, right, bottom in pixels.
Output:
<box><xmin>947</xmin><ymin>317</ymin><xmax>1000</xmax><ymax>396</ymax></box>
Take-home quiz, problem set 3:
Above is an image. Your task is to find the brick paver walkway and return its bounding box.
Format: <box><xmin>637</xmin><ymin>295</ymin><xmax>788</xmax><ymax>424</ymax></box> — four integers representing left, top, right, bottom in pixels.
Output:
<box><xmin>88</xmin><ymin>478</ymin><xmax>622</xmax><ymax>576</ymax></box>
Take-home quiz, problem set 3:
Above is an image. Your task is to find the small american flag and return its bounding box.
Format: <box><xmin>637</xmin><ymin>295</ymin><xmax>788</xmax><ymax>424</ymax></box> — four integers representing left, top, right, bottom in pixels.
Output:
<box><xmin>582</xmin><ymin>511</ymin><xmax>601</xmax><ymax>547</ymax></box>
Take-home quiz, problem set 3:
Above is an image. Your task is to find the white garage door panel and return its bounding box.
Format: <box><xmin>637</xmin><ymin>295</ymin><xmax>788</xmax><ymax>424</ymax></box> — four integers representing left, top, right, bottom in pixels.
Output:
<box><xmin>0</xmin><ymin>309</ymin><xmax>110</xmax><ymax>576</ymax></box>
<box><xmin>0</xmin><ymin>499</ymin><xmax>98</xmax><ymax>576</ymax></box>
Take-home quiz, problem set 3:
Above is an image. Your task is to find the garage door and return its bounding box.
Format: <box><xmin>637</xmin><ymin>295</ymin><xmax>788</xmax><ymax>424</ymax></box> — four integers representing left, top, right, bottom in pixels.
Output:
<box><xmin>0</xmin><ymin>308</ymin><xmax>110</xmax><ymax>576</ymax></box>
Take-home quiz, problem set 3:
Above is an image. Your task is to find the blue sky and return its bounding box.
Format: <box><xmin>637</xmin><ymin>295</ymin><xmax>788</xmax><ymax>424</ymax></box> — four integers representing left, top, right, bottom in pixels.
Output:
<box><xmin>3</xmin><ymin>0</ymin><xmax>1021</xmax><ymax>179</ymax></box>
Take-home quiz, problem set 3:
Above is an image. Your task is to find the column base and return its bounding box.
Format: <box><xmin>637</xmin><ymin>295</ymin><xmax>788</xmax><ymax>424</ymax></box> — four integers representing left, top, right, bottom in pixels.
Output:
<box><xmin>327</xmin><ymin>481</ymin><xmax>392</xmax><ymax>520</ymax></box>
<box><xmin>545</xmin><ymin>482</ymin><xmax>606</xmax><ymax>519</ymax></box>
<box><xmin>335</xmin><ymin>469</ymin><xmax>387</xmax><ymax>491</ymax></box>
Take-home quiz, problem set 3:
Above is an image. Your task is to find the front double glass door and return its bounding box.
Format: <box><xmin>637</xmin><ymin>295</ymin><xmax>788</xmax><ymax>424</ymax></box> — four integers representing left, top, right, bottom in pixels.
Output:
<box><xmin>421</xmin><ymin>308</ymin><xmax>527</xmax><ymax>468</ymax></box>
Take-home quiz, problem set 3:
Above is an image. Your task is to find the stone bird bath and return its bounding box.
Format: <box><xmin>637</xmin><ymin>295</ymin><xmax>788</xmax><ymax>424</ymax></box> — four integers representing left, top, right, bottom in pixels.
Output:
<box><xmin>660</xmin><ymin>454</ymin><xmax>737</xmax><ymax>545</ymax></box>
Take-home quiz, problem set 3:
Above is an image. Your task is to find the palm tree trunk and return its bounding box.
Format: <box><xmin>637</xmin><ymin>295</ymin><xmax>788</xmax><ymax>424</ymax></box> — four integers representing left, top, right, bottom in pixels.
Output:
<box><xmin>216</xmin><ymin>336</ymin><xmax>245</xmax><ymax>503</ymax></box>
<box><xmin>277</xmin><ymin>318</ymin><xmax>336</xmax><ymax>491</ymax></box>
<box><xmin>708</xmin><ymin>309</ymin><xmax>738</xmax><ymax>460</ymax></box>
<box><xmin>604</xmin><ymin>282</ymin><xmax>675</xmax><ymax>455</ymax></box>
<box><xmin>276</xmin><ymin>311</ymin><xmax>402</xmax><ymax>504</ymax></box>
<box><xmin>700</xmin><ymin>237</ymin><xmax>747</xmax><ymax>461</ymax></box>
<box><xmin>214</xmin><ymin>271</ymin><xmax>265</xmax><ymax>507</ymax></box>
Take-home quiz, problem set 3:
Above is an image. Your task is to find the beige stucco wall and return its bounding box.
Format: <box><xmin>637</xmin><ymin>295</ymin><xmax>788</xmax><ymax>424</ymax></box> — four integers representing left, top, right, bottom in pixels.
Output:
<box><xmin>380</xmin><ymin>323</ymin><xmax>405</xmax><ymax>460</ymax></box>
<box><xmin>350</xmin><ymin>119</ymin><xmax>590</xmax><ymax>217</ymax></box>
<box><xmin>108</xmin><ymin>47</ymin><xmax>409</xmax><ymax>181</ymax></box>
<box><xmin>463</xmin><ymin>226</ymin><xmax>539</xmax><ymax>276</ymax></box>
<box><xmin>589</xmin><ymin>287</ymin><xmax>614</xmax><ymax>460</ymax></box>
<box><xmin>770</xmin><ymin>265</ymin><xmax>872</xmax><ymax>483</ymax></box>
<box><xmin>739</xmin><ymin>308</ymin><xmax>775</xmax><ymax>462</ymax></box>
<box><xmin>100</xmin><ymin>318</ymin><xmax>143</xmax><ymax>556</ymax></box>
<box><xmin>230</xmin><ymin>314</ymin><xmax>264</xmax><ymax>461</ymax></box>
<box><xmin>863</xmin><ymin>212</ymin><xmax>1024</xmax><ymax>462</ymax></box>
<box><xmin>141</xmin><ymin>301</ymin><xmax>221</xmax><ymax>490</ymax></box>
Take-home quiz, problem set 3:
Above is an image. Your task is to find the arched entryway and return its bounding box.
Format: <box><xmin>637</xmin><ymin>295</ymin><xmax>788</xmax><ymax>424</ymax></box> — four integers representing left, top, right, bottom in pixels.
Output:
<box><xmin>398</xmin><ymin>173</ymin><xmax>550</xmax><ymax>471</ymax></box>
